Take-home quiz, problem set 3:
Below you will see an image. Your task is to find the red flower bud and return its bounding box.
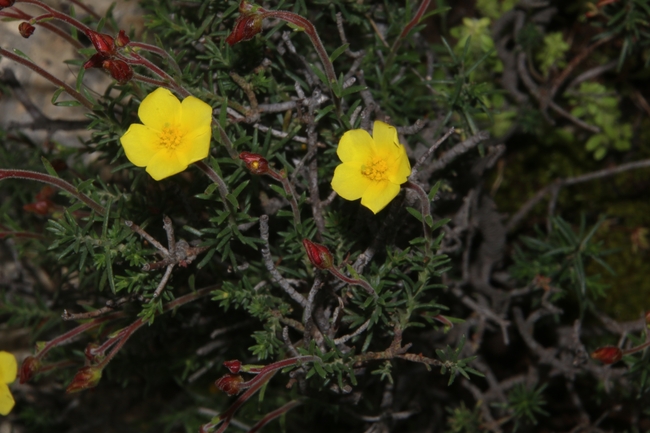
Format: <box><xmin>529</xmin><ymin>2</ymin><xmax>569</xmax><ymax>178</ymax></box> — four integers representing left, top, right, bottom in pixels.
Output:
<box><xmin>223</xmin><ymin>359</ymin><xmax>242</xmax><ymax>374</ymax></box>
<box><xmin>226</xmin><ymin>13</ymin><xmax>264</xmax><ymax>46</ymax></box>
<box><xmin>590</xmin><ymin>346</ymin><xmax>623</xmax><ymax>364</ymax></box>
<box><xmin>102</xmin><ymin>59</ymin><xmax>134</xmax><ymax>84</ymax></box>
<box><xmin>86</xmin><ymin>30</ymin><xmax>115</xmax><ymax>54</ymax></box>
<box><xmin>83</xmin><ymin>52</ymin><xmax>107</xmax><ymax>70</ymax></box>
<box><xmin>645</xmin><ymin>311</ymin><xmax>650</xmax><ymax>326</ymax></box>
<box><xmin>302</xmin><ymin>239</ymin><xmax>333</xmax><ymax>270</ymax></box>
<box><xmin>18</xmin><ymin>22</ymin><xmax>35</xmax><ymax>38</ymax></box>
<box><xmin>66</xmin><ymin>366</ymin><xmax>103</xmax><ymax>393</ymax></box>
<box><xmin>215</xmin><ymin>374</ymin><xmax>245</xmax><ymax>396</ymax></box>
<box><xmin>239</xmin><ymin>151</ymin><xmax>269</xmax><ymax>175</ymax></box>
<box><xmin>19</xmin><ymin>356</ymin><xmax>41</xmax><ymax>384</ymax></box>
<box><xmin>115</xmin><ymin>29</ymin><xmax>130</xmax><ymax>47</ymax></box>
<box><xmin>0</xmin><ymin>0</ymin><xmax>15</xmax><ymax>9</ymax></box>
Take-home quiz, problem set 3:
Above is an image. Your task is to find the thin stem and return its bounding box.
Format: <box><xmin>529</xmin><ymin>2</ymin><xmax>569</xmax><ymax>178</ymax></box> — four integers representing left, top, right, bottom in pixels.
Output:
<box><xmin>202</xmin><ymin>356</ymin><xmax>319</xmax><ymax>433</ymax></box>
<box><xmin>260</xmin><ymin>215</ymin><xmax>308</xmax><ymax>307</ymax></box>
<box><xmin>0</xmin><ymin>9</ymin><xmax>83</xmax><ymax>48</ymax></box>
<box><xmin>0</xmin><ymin>169</ymin><xmax>105</xmax><ymax>215</ymax></box>
<box><xmin>35</xmin><ymin>312</ymin><xmax>126</xmax><ymax>361</ymax></box>
<box><xmin>386</xmin><ymin>0</ymin><xmax>431</xmax><ymax>68</ymax></box>
<box><xmin>247</xmin><ymin>400</ymin><xmax>304</xmax><ymax>433</ymax></box>
<box><xmin>409</xmin><ymin>127</ymin><xmax>455</xmax><ymax>179</ymax></box>
<box><xmin>126</xmin><ymin>41</ymin><xmax>183</xmax><ymax>77</ymax></box>
<box><xmin>267</xmin><ymin>169</ymin><xmax>301</xmax><ymax>226</ymax></box>
<box><xmin>329</xmin><ymin>267</ymin><xmax>377</xmax><ymax>298</ymax></box>
<box><xmin>17</xmin><ymin>0</ymin><xmax>91</xmax><ymax>34</ymax></box>
<box><xmin>262</xmin><ymin>9</ymin><xmax>338</xmax><ymax>101</ymax></box>
<box><xmin>194</xmin><ymin>161</ymin><xmax>232</xmax><ymax>208</ymax></box>
<box><xmin>0</xmin><ymin>48</ymin><xmax>94</xmax><ymax>111</ymax></box>
<box><xmin>97</xmin><ymin>286</ymin><xmax>214</xmax><ymax>369</ymax></box>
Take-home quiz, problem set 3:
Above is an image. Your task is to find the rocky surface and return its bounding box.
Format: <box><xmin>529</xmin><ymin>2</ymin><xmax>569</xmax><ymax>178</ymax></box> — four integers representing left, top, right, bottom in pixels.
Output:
<box><xmin>0</xmin><ymin>0</ymin><xmax>144</xmax><ymax>147</ymax></box>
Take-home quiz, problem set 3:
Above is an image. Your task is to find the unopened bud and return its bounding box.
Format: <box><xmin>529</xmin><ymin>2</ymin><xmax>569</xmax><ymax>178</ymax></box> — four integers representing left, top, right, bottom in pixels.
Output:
<box><xmin>302</xmin><ymin>239</ymin><xmax>333</xmax><ymax>270</ymax></box>
<box><xmin>102</xmin><ymin>59</ymin><xmax>134</xmax><ymax>84</ymax></box>
<box><xmin>223</xmin><ymin>359</ymin><xmax>241</xmax><ymax>374</ymax></box>
<box><xmin>226</xmin><ymin>13</ymin><xmax>264</xmax><ymax>46</ymax></box>
<box><xmin>18</xmin><ymin>22</ymin><xmax>35</xmax><ymax>38</ymax></box>
<box><xmin>645</xmin><ymin>311</ymin><xmax>650</xmax><ymax>326</ymax></box>
<box><xmin>19</xmin><ymin>356</ymin><xmax>41</xmax><ymax>384</ymax></box>
<box><xmin>215</xmin><ymin>374</ymin><xmax>245</xmax><ymax>396</ymax></box>
<box><xmin>86</xmin><ymin>30</ymin><xmax>115</xmax><ymax>54</ymax></box>
<box><xmin>239</xmin><ymin>151</ymin><xmax>269</xmax><ymax>175</ymax></box>
<box><xmin>590</xmin><ymin>346</ymin><xmax>622</xmax><ymax>364</ymax></box>
<box><xmin>0</xmin><ymin>0</ymin><xmax>16</xmax><ymax>10</ymax></box>
<box><xmin>115</xmin><ymin>29</ymin><xmax>130</xmax><ymax>47</ymax></box>
<box><xmin>83</xmin><ymin>52</ymin><xmax>106</xmax><ymax>70</ymax></box>
<box><xmin>66</xmin><ymin>366</ymin><xmax>103</xmax><ymax>393</ymax></box>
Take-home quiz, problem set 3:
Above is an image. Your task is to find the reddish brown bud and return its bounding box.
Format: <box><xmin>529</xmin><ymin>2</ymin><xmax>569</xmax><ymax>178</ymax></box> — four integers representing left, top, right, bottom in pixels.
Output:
<box><xmin>19</xmin><ymin>356</ymin><xmax>41</xmax><ymax>384</ymax></box>
<box><xmin>239</xmin><ymin>151</ymin><xmax>269</xmax><ymax>175</ymax></box>
<box><xmin>223</xmin><ymin>359</ymin><xmax>242</xmax><ymax>374</ymax></box>
<box><xmin>86</xmin><ymin>30</ymin><xmax>115</xmax><ymax>54</ymax></box>
<box><xmin>83</xmin><ymin>52</ymin><xmax>107</xmax><ymax>70</ymax></box>
<box><xmin>226</xmin><ymin>13</ymin><xmax>263</xmax><ymax>45</ymax></box>
<box><xmin>215</xmin><ymin>374</ymin><xmax>245</xmax><ymax>396</ymax></box>
<box><xmin>302</xmin><ymin>239</ymin><xmax>333</xmax><ymax>270</ymax></box>
<box><xmin>590</xmin><ymin>346</ymin><xmax>623</xmax><ymax>364</ymax></box>
<box><xmin>645</xmin><ymin>311</ymin><xmax>650</xmax><ymax>326</ymax></box>
<box><xmin>0</xmin><ymin>0</ymin><xmax>16</xmax><ymax>9</ymax></box>
<box><xmin>66</xmin><ymin>366</ymin><xmax>103</xmax><ymax>393</ymax></box>
<box><xmin>18</xmin><ymin>22</ymin><xmax>35</xmax><ymax>38</ymax></box>
<box><xmin>115</xmin><ymin>29</ymin><xmax>130</xmax><ymax>47</ymax></box>
<box><xmin>102</xmin><ymin>59</ymin><xmax>134</xmax><ymax>84</ymax></box>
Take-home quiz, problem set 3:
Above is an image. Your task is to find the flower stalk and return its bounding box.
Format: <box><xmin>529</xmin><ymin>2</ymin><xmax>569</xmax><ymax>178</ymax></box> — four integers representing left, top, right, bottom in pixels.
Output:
<box><xmin>226</xmin><ymin>1</ymin><xmax>338</xmax><ymax>103</ymax></box>
<box><xmin>303</xmin><ymin>239</ymin><xmax>377</xmax><ymax>298</ymax></box>
<box><xmin>0</xmin><ymin>169</ymin><xmax>106</xmax><ymax>215</ymax></box>
<box><xmin>239</xmin><ymin>152</ymin><xmax>301</xmax><ymax>225</ymax></box>
<box><xmin>202</xmin><ymin>356</ymin><xmax>319</xmax><ymax>433</ymax></box>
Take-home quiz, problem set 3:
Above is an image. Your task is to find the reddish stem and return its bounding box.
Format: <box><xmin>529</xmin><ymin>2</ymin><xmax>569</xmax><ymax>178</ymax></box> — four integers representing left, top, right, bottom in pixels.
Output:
<box><xmin>0</xmin><ymin>9</ymin><xmax>83</xmax><ymax>48</ymax></box>
<box><xmin>202</xmin><ymin>356</ymin><xmax>319</xmax><ymax>433</ymax></box>
<box><xmin>35</xmin><ymin>312</ymin><xmax>125</xmax><ymax>362</ymax></box>
<box><xmin>329</xmin><ymin>266</ymin><xmax>377</xmax><ymax>298</ymax></box>
<box><xmin>0</xmin><ymin>47</ymin><xmax>94</xmax><ymax>110</ymax></box>
<box><xmin>0</xmin><ymin>169</ymin><xmax>105</xmax><ymax>215</ymax></box>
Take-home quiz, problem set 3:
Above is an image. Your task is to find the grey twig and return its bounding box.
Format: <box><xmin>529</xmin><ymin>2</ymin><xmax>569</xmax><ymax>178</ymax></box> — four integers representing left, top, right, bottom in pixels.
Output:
<box><xmin>259</xmin><ymin>215</ymin><xmax>308</xmax><ymax>307</ymax></box>
<box><xmin>507</xmin><ymin>159</ymin><xmax>650</xmax><ymax>232</ymax></box>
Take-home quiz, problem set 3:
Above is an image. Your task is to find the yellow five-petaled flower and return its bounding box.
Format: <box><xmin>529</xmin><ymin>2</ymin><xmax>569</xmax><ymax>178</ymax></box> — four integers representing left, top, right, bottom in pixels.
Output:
<box><xmin>120</xmin><ymin>87</ymin><xmax>213</xmax><ymax>180</ymax></box>
<box><xmin>331</xmin><ymin>121</ymin><xmax>411</xmax><ymax>214</ymax></box>
<box><xmin>0</xmin><ymin>351</ymin><xmax>17</xmax><ymax>416</ymax></box>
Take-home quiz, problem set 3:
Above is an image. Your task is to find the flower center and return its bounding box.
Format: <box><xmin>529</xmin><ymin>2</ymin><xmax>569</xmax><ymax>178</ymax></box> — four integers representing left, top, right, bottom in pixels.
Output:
<box><xmin>159</xmin><ymin>126</ymin><xmax>182</xmax><ymax>150</ymax></box>
<box><xmin>361</xmin><ymin>156</ymin><xmax>389</xmax><ymax>181</ymax></box>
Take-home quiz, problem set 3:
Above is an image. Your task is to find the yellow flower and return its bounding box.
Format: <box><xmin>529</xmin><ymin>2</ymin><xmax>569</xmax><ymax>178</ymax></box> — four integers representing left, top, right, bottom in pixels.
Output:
<box><xmin>0</xmin><ymin>351</ymin><xmax>17</xmax><ymax>416</ymax></box>
<box><xmin>120</xmin><ymin>87</ymin><xmax>213</xmax><ymax>180</ymax></box>
<box><xmin>331</xmin><ymin>121</ymin><xmax>411</xmax><ymax>214</ymax></box>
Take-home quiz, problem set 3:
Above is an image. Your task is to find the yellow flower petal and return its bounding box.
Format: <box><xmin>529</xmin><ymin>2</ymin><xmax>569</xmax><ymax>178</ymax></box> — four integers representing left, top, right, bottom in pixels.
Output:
<box><xmin>138</xmin><ymin>87</ymin><xmax>181</xmax><ymax>131</ymax></box>
<box><xmin>360</xmin><ymin>180</ymin><xmax>400</xmax><ymax>214</ymax></box>
<box><xmin>0</xmin><ymin>383</ymin><xmax>14</xmax><ymax>416</ymax></box>
<box><xmin>372</xmin><ymin>120</ymin><xmax>399</xmax><ymax>150</ymax></box>
<box><xmin>179</xmin><ymin>126</ymin><xmax>211</xmax><ymax>165</ymax></box>
<box><xmin>337</xmin><ymin>129</ymin><xmax>374</xmax><ymax>163</ymax></box>
<box><xmin>120</xmin><ymin>124</ymin><xmax>160</xmax><ymax>167</ymax></box>
<box><xmin>145</xmin><ymin>150</ymin><xmax>188</xmax><ymax>181</ymax></box>
<box><xmin>0</xmin><ymin>352</ymin><xmax>17</xmax><ymax>384</ymax></box>
<box><xmin>387</xmin><ymin>143</ymin><xmax>411</xmax><ymax>184</ymax></box>
<box><xmin>180</xmin><ymin>96</ymin><xmax>213</xmax><ymax>135</ymax></box>
<box><xmin>331</xmin><ymin>162</ymin><xmax>371</xmax><ymax>200</ymax></box>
